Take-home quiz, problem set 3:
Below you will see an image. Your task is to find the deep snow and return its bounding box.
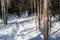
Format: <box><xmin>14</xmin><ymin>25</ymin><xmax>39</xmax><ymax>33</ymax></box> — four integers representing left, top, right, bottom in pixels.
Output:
<box><xmin>0</xmin><ymin>14</ymin><xmax>60</xmax><ymax>40</ymax></box>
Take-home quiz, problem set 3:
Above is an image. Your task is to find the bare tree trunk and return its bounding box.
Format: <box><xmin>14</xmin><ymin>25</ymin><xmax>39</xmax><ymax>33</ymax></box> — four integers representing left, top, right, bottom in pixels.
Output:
<box><xmin>43</xmin><ymin>0</ymin><xmax>48</xmax><ymax>40</ymax></box>
<box><xmin>30</xmin><ymin>0</ymin><xmax>33</xmax><ymax>15</ymax></box>
<box><xmin>48</xmin><ymin>15</ymin><xmax>51</xmax><ymax>35</ymax></box>
<box><xmin>0</xmin><ymin>0</ymin><xmax>2</xmax><ymax>17</ymax></box>
<box><xmin>1</xmin><ymin>0</ymin><xmax>8</xmax><ymax>25</ymax></box>
<box><xmin>33</xmin><ymin>0</ymin><xmax>37</xmax><ymax>30</ymax></box>
<box><xmin>40</xmin><ymin>0</ymin><xmax>43</xmax><ymax>21</ymax></box>
<box><xmin>37</xmin><ymin>0</ymin><xmax>40</xmax><ymax>31</ymax></box>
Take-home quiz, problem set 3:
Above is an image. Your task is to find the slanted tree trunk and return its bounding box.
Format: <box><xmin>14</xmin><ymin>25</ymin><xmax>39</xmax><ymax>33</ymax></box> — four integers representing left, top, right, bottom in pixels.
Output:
<box><xmin>1</xmin><ymin>0</ymin><xmax>8</xmax><ymax>25</ymax></box>
<box><xmin>43</xmin><ymin>0</ymin><xmax>48</xmax><ymax>40</ymax></box>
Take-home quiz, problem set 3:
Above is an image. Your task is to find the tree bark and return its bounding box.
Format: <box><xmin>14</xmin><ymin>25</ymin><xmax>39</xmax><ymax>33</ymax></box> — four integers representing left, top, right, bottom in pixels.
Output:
<box><xmin>37</xmin><ymin>0</ymin><xmax>40</xmax><ymax>31</ymax></box>
<box><xmin>43</xmin><ymin>0</ymin><xmax>48</xmax><ymax>40</ymax></box>
<box><xmin>40</xmin><ymin>0</ymin><xmax>43</xmax><ymax>21</ymax></box>
<box><xmin>33</xmin><ymin>0</ymin><xmax>37</xmax><ymax>30</ymax></box>
<box><xmin>1</xmin><ymin>0</ymin><xmax>8</xmax><ymax>25</ymax></box>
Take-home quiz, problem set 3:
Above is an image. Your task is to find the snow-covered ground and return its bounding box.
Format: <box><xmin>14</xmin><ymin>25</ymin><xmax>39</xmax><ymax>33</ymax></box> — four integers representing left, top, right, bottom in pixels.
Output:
<box><xmin>0</xmin><ymin>14</ymin><xmax>60</xmax><ymax>40</ymax></box>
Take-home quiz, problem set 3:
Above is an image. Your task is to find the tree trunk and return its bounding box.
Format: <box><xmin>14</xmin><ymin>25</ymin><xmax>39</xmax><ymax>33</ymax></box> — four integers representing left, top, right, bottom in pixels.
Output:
<box><xmin>40</xmin><ymin>0</ymin><xmax>43</xmax><ymax>21</ymax></box>
<box><xmin>43</xmin><ymin>0</ymin><xmax>48</xmax><ymax>40</ymax></box>
<box><xmin>1</xmin><ymin>0</ymin><xmax>8</xmax><ymax>25</ymax></box>
<box><xmin>33</xmin><ymin>0</ymin><xmax>37</xmax><ymax>30</ymax></box>
<box><xmin>49</xmin><ymin>15</ymin><xmax>51</xmax><ymax>35</ymax></box>
<box><xmin>0</xmin><ymin>0</ymin><xmax>2</xmax><ymax>17</ymax></box>
<box><xmin>37</xmin><ymin>0</ymin><xmax>40</xmax><ymax>31</ymax></box>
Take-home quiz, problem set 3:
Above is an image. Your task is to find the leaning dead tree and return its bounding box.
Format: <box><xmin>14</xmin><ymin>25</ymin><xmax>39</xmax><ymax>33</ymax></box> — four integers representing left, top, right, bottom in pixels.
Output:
<box><xmin>43</xmin><ymin>0</ymin><xmax>49</xmax><ymax>40</ymax></box>
<box><xmin>1</xmin><ymin>0</ymin><xmax>8</xmax><ymax>25</ymax></box>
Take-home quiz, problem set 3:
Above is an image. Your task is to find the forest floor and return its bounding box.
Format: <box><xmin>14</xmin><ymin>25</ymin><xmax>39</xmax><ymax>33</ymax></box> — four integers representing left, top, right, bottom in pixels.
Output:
<box><xmin>0</xmin><ymin>14</ymin><xmax>60</xmax><ymax>40</ymax></box>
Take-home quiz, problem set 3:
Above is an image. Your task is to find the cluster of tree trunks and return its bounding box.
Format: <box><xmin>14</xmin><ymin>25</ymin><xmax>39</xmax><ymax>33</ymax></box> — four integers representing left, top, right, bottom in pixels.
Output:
<box><xmin>33</xmin><ymin>0</ymin><xmax>49</xmax><ymax>40</ymax></box>
<box><xmin>0</xmin><ymin>1</ymin><xmax>49</xmax><ymax>40</ymax></box>
<box><xmin>0</xmin><ymin>0</ymin><xmax>49</xmax><ymax>40</ymax></box>
<box><xmin>36</xmin><ymin>0</ymin><xmax>49</xmax><ymax>40</ymax></box>
<box><xmin>33</xmin><ymin>0</ymin><xmax>42</xmax><ymax>31</ymax></box>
